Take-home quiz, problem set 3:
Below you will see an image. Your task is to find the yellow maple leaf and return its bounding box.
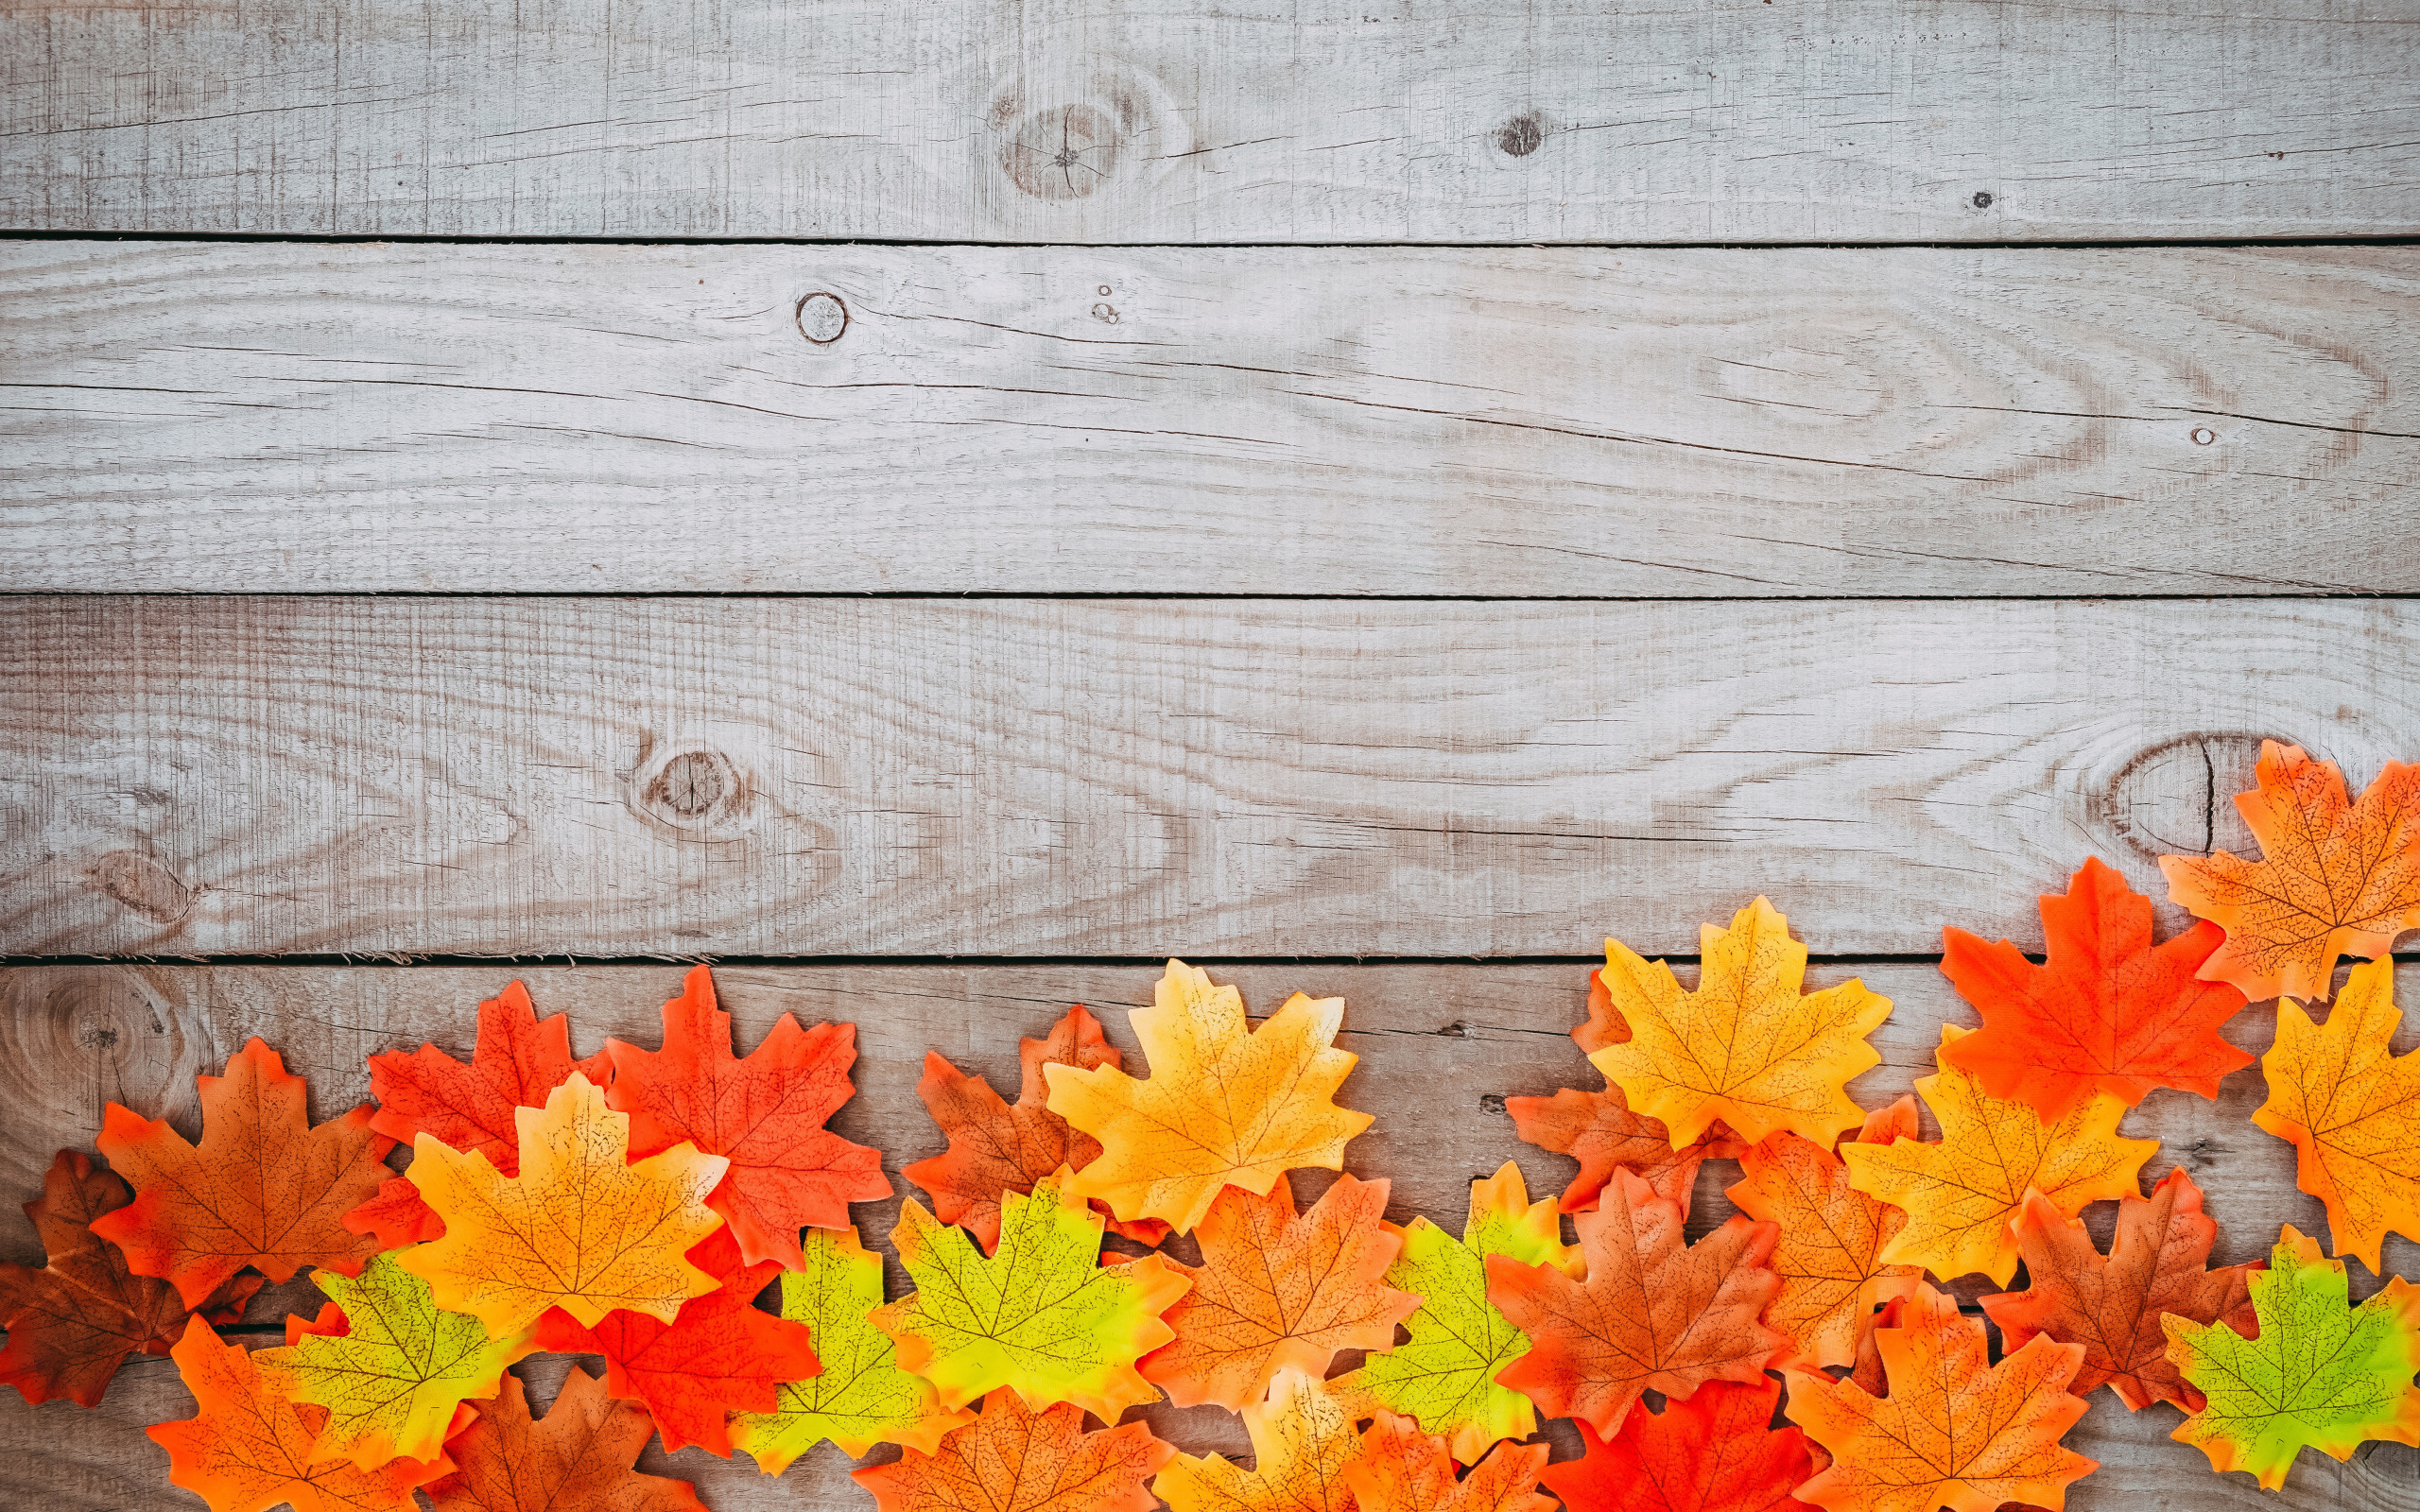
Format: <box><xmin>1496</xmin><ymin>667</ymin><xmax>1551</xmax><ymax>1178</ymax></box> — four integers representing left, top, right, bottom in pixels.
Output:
<box><xmin>1842</xmin><ymin>1026</ymin><xmax>2157</xmax><ymax>1286</ymax></box>
<box><xmin>1045</xmin><ymin>961</ymin><xmax>1372</xmax><ymax>1235</ymax></box>
<box><xmin>2255</xmin><ymin>956</ymin><xmax>2420</xmax><ymax>1273</ymax></box>
<box><xmin>396</xmin><ymin>1073</ymin><xmax>728</xmax><ymax>1338</ymax></box>
<box><xmin>1588</xmin><ymin>899</ymin><xmax>1893</xmax><ymax>1148</ymax></box>
<box><xmin>1156</xmin><ymin>1367</ymin><xmax>1364</xmax><ymax>1512</ymax></box>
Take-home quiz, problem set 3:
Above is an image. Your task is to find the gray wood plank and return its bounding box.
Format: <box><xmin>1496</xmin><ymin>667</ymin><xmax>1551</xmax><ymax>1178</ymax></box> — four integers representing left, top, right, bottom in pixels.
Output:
<box><xmin>4</xmin><ymin>595</ymin><xmax>2415</xmax><ymax>959</ymax></box>
<box><xmin>3</xmin><ymin>0</ymin><xmax>2416</xmax><ymax>242</ymax></box>
<box><xmin>0</xmin><ymin>961</ymin><xmax>2413</xmax><ymax>1509</ymax></box>
<box><xmin>5</xmin><ymin>243</ymin><xmax>2414</xmax><ymax>596</ymax></box>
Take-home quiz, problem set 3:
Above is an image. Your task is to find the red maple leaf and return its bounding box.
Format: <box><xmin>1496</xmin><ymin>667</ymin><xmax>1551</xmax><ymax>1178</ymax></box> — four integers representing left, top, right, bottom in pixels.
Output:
<box><xmin>1542</xmin><ymin>1375</ymin><xmax>1817</xmax><ymax>1512</ymax></box>
<box><xmin>603</xmin><ymin>966</ymin><xmax>891</xmax><ymax>1269</ymax></box>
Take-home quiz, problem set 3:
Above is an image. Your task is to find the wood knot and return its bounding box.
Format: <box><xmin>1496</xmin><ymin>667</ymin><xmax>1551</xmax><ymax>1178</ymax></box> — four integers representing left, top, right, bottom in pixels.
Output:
<box><xmin>630</xmin><ymin>747</ymin><xmax>753</xmax><ymax>836</ymax></box>
<box><xmin>2095</xmin><ymin>732</ymin><xmax>2269</xmax><ymax>862</ymax></box>
<box><xmin>1495</xmin><ymin>112</ymin><xmax>1545</xmax><ymax>157</ymax></box>
<box><xmin>86</xmin><ymin>850</ymin><xmax>196</xmax><ymax>925</ymax></box>
<box><xmin>796</xmin><ymin>292</ymin><xmax>849</xmax><ymax>345</ymax></box>
<box><xmin>0</xmin><ymin>969</ymin><xmax>206</xmax><ymax>1163</ymax></box>
<box><xmin>1478</xmin><ymin>1093</ymin><xmax>1508</xmax><ymax>1117</ymax></box>
<box><xmin>1000</xmin><ymin>102</ymin><xmax>1122</xmax><ymax>200</ymax></box>
<box><xmin>982</xmin><ymin>58</ymin><xmax>1186</xmax><ymax>205</ymax></box>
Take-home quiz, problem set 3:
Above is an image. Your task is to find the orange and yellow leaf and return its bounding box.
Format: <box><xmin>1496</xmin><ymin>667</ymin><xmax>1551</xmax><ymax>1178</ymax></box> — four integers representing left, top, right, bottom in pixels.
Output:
<box><xmin>1725</xmin><ymin>1097</ymin><xmax>1922</xmax><ymax>1369</ymax></box>
<box><xmin>2252</xmin><ymin>955</ymin><xmax>2420</xmax><ymax>1272</ymax></box>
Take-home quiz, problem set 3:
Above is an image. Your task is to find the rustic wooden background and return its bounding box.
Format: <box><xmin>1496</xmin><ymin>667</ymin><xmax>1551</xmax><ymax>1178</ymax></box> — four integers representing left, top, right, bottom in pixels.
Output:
<box><xmin>4</xmin><ymin>2</ymin><xmax>2418</xmax><ymax>1507</ymax></box>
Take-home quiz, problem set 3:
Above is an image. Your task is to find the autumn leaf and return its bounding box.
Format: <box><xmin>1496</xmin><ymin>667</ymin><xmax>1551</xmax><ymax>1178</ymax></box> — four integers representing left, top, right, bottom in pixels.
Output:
<box><xmin>424</xmin><ymin>1367</ymin><xmax>705</xmax><ymax>1512</ymax></box>
<box><xmin>729</xmin><ymin>1226</ymin><xmax>975</xmax><ymax>1470</ymax></box>
<box><xmin>367</xmin><ymin>979</ymin><xmax>611</xmax><ymax>1173</ymax></box>
<box><xmin>1345</xmin><ymin>1411</ymin><xmax>1555</xmax><ymax>1512</ymax></box>
<box><xmin>342</xmin><ymin>1177</ymin><xmax>446</xmax><ymax>1249</ymax></box>
<box><xmin>2165</xmin><ymin>1225</ymin><xmax>2420</xmax><ymax>1489</ymax></box>
<box><xmin>1140</xmin><ymin>1173</ymin><xmax>1418</xmax><ymax>1410</ymax></box>
<box><xmin>0</xmin><ymin>1149</ymin><xmax>261</xmax><ymax>1408</ymax></box>
<box><xmin>1725</xmin><ymin>1097</ymin><xmax>1922</xmax><ymax>1370</ymax></box>
<box><xmin>1840</xmin><ymin>1025</ymin><xmax>2156</xmax><ymax>1286</ymax></box>
<box><xmin>603</xmin><ymin>964</ymin><xmax>890</xmax><ymax>1270</ymax></box>
<box><xmin>1505</xmin><ymin>1088</ymin><xmax>1742</xmax><ymax>1216</ymax></box>
<box><xmin>1575</xmin><ymin>963</ymin><xmax>1628</xmax><ymax>1054</ymax></box>
<box><xmin>1540</xmin><ymin>1376</ymin><xmax>1817</xmax><ymax>1512</ymax></box>
<box><xmin>1338</xmin><ymin>1162</ymin><xmax>1576</xmax><ymax>1465</ymax></box>
<box><xmin>1046</xmin><ymin>960</ymin><xmax>1372</xmax><ymax>1235</ymax></box>
<box><xmin>2251</xmin><ymin>954</ymin><xmax>2420</xmax><ymax>1271</ymax></box>
<box><xmin>1156</xmin><ymin>1367</ymin><xmax>1365</xmax><ymax>1512</ymax></box>
<box><xmin>1488</xmin><ymin>1167</ymin><xmax>1784</xmax><ymax>1437</ymax></box>
<box><xmin>532</xmin><ymin>1224</ymin><xmax>819</xmax><ymax>1456</ymax></box>
<box><xmin>854</xmin><ymin>1386</ymin><xmax>1174</xmax><ymax>1512</ymax></box>
<box><xmin>1589</xmin><ymin>900</ymin><xmax>1893</xmax><ymax>1148</ymax></box>
<box><xmin>397</xmin><ymin>1072</ymin><xmax>728</xmax><ymax>1338</ymax></box>
<box><xmin>147</xmin><ymin>1319</ymin><xmax>449</xmax><ymax>1512</ymax></box>
<box><xmin>2161</xmin><ymin>741</ymin><xmax>2420</xmax><ymax>1003</ymax></box>
<box><xmin>874</xmin><ymin>1168</ymin><xmax>1188</xmax><ymax>1418</ymax></box>
<box><xmin>906</xmin><ymin>1006</ymin><xmax>1170</xmax><ymax>1253</ymax></box>
<box><xmin>1980</xmin><ymin>1169</ymin><xmax>2257</xmax><ymax>1413</ymax></box>
<box><xmin>256</xmin><ymin>1250</ymin><xmax>536</xmax><ymax>1469</ymax></box>
<box><xmin>1939</xmin><ymin>857</ymin><xmax>2252</xmax><ymax>1123</ymax></box>
<box><xmin>92</xmin><ymin>1039</ymin><xmax>392</xmax><ymax>1307</ymax></box>
<box><xmin>1785</xmin><ymin>1283</ymin><xmax>2097</xmax><ymax>1512</ymax></box>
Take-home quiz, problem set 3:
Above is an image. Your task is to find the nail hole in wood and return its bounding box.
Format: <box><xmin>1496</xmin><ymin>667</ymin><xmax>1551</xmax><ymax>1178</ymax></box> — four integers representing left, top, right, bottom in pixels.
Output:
<box><xmin>1971</xmin><ymin>190</ymin><xmax>1995</xmax><ymax>208</ymax></box>
<box><xmin>2192</xmin><ymin>427</ymin><xmax>2218</xmax><ymax>445</ymax></box>
<box><xmin>796</xmin><ymin>291</ymin><xmax>849</xmax><ymax>345</ymax></box>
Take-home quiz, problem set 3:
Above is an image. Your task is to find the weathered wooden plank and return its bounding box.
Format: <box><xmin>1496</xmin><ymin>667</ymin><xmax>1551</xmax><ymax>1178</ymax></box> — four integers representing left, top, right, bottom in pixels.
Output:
<box><xmin>4</xmin><ymin>595</ymin><xmax>2415</xmax><ymax>959</ymax></box>
<box><xmin>5</xmin><ymin>243</ymin><xmax>2415</xmax><ymax>596</ymax></box>
<box><xmin>4</xmin><ymin>0</ymin><xmax>2417</xmax><ymax>242</ymax></box>
<box><xmin>0</xmin><ymin>961</ymin><xmax>2413</xmax><ymax>1510</ymax></box>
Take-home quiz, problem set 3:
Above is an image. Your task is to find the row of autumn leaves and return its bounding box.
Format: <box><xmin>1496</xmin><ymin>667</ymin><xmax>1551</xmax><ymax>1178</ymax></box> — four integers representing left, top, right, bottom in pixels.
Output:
<box><xmin>1</xmin><ymin>740</ymin><xmax>2419</xmax><ymax>1511</ymax></box>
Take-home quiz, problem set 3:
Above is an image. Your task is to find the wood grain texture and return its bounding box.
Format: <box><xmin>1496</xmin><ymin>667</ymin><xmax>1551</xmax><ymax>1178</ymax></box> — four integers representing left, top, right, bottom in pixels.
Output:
<box><xmin>4</xmin><ymin>0</ymin><xmax>2417</xmax><ymax>242</ymax></box>
<box><xmin>5</xmin><ymin>595</ymin><xmax>2415</xmax><ymax>959</ymax></box>
<box><xmin>5</xmin><ymin>242</ymin><xmax>2415</xmax><ymax>595</ymax></box>
<box><xmin>0</xmin><ymin>959</ymin><xmax>2413</xmax><ymax>1510</ymax></box>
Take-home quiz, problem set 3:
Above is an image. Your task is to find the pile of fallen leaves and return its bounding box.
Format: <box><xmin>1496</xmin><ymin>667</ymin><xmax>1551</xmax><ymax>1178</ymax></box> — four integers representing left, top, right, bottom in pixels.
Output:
<box><xmin>5</xmin><ymin>738</ymin><xmax>2420</xmax><ymax>1511</ymax></box>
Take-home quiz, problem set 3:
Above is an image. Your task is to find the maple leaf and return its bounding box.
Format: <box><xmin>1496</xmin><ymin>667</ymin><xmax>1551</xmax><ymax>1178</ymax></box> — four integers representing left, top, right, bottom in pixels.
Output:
<box><xmin>343</xmin><ymin>1176</ymin><xmax>446</xmax><ymax>1249</ymax></box>
<box><xmin>854</xmin><ymin>1386</ymin><xmax>1175</xmax><ymax>1512</ymax></box>
<box><xmin>1156</xmin><ymin>1367</ymin><xmax>1365</xmax><ymax>1512</ymax></box>
<box><xmin>1487</xmin><ymin>1167</ymin><xmax>1784</xmax><ymax>1437</ymax></box>
<box><xmin>397</xmin><ymin>1072</ymin><xmax>728</xmax><ymax>1338</ymax></box>
<box><xmin>1725</xmin><ymin>1097</ymin><xmax>1923</xmax><ymax>1370</ymax></box>
<box><xmin>603</xmin><ymin>964</ymin><xmax>890</xmax><ymax>1270</ymax></box>
<box><xmin>1140</xmin><ymin>1173</ymin><xmax>1418</xmax><ymax>1410</ymax></box>
<box><xmin>1045</xmin><ymin>960</ymin><xmax>1373</xmax><ymax>1235</ymax></box>
<box><xmin>1588</xmin><ymin>900</ymin><xmax>1893</xmax><ymax>1149</ymax></box>
<box><xmin>2164</xmin><ymin>1225</ymin><xmax>2420</xmax><ymax>1489</ymax></box>
<box><xmin>0</xmin><ymin>1148</ymin><xmax>261</xmax><ymax>1408</ymax></box>
<box><xmin>729</xmin><ymin>1226</ymin><xmax>975</xmax><ymax>1470</ymax></box>
<box><xmin>1338</xmin><ymin>1162</ymin><xmax>1577</xmax><ymax>1465</ymax></box>
<box><xmin>147</xmin><ymin>1319</ymin><xmax>449</xmax><ymax>1512</ymax></box>
<box><xmin>2251</xmin><ymin>954</ymin><xmax>2420</xmax><ymax>1271</ymax></box>
<box><xmin>1541</xmin><ymin>1376</ymin><xmax>1818</xmax><ymax>1512</ymax></box>
<box><xmin>256</xmin><ymin>1250</ymin><xmax>537</xmax><ymax>1469</ymax></box>
<box><xmin>1839</xmin><ymin>1026</ymin><xmax>2156</xmax><ymax>1286</ymax></box>
<box><xmin>91</xmin><ymin>1039</ymin><xmax>392</xmax><ymax>1307</ymax></box>
<box><xmin>424</xmin><ymin>1367</ymin><xmax>705</xmax><ymax>1512</ymax></box>
<box><xmin>906</xmin><ymin>1006</ymin><xmax>1169</xmax><ymax>1255</ymax></box>
<box><xmin>1939</xmin><ymin>857</ymin><xmax>2253</xmax><ymax>1123</ymax></box>
<box><xmin>367</xmin><ymin>979</ymin><xmax>611</xmax><ymax>1172</ymax></box>
<box><xmin>2160</xmin><ymin>740</ymin><xmax>2420</xmax><ymax>1002</ymax></box>
<box><xmin>873</xmin><ymin>1169</ymin><xmax>1188</xmax><ymax>1419</ymax></box>
<box><xmin>1785</xmin><ymin>1283</ymin><xmax>2097</xmax><ymax>1512</ymax></box>
<box><xmin>1504</xmin><ymin>1087</ymin><xmax>1742</xmax><ymax>1217</ymax></box>
<box><xmin>1980</xmin><ymin>1170</ymin><xmax>2258</xmax><ymax>1413</ymax></box>
<box><xmin>1574</xmin><ymin>962</ymin><xmax>1629</xmax><ymax>1054</ymax></box>
<box><xmin>1345</xmin><ymin>1411</ymin><xmax>1555</xmax><ymax>1512</ymax></box>
<box><xmin>533</xmin><ymin>1224</ymin><xmax>819</xmax><ymax>1456</ymax></box>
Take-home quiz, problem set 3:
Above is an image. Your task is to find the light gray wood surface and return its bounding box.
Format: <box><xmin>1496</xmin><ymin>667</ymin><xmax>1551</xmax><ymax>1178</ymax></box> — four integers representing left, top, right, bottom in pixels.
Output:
<box><xmin>5</xmin><ymin>0</ymin><xmax>2418</xmax><ymax>243</ymax></box>
<box><xmin>6</xmin><ymin>242</ymin><xmax>2415</xmax><ymax>595</ymax></box>
<box><xmin>5</xmin><ymin>594</ymin><xmax>2412</xmax><ymax>960</ymax></box>
<box><xmin>0</xmin><ymin>960</ymin><xmax>2413</xmax><ymax>1509</ymax></box>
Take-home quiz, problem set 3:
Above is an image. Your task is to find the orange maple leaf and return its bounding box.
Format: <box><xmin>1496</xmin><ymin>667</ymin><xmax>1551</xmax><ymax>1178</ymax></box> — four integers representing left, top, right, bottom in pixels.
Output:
<box><xmin>1139</xmin><ymin>1173</ymin><xmax>1419</xmax><ymax>1410</ymax></box>
<box><xmin>2160</xmin><ymin>741</ymin><xmax>2420</xmax><ymax>1003</ymax></box>
<box><xmin>853</xmin><ymin>1386</ymin><xmax>1175</xmax><ymax>1512</ymax></box>
<box><xmin>1506</xmin><ymin>1091</ymin><xmax>1742</xmax><ymax>1218</ymax></box>
<box><xmin>1346</xmin><ymin>1410</ymin><xmax>1556</xmax><ymax>1512</ymax></box>
<box><xmin>1980</xmin><ymin>1170</ymin><xmax>2259</xmax><ymax>1413</ymax></box>
<box><xmin>1487</xmin><ymin>1168</ymin><xmax>1785</xmax><ymax>1437</ymax></box>
<box><xmin>1725</xmin><ymin>1097</ymin><xmax>1922</xmax><ymax>1370</ymax></box>
<box><xmin>1156</xmin><ymin>1367</ymin><xmax>1366</xmax><ymax>1512</ymax></box>
<box><xmin>1785</xmin><ymin>1284</ymin><xmax>2098</xmax><ymax>1512</ymax></box>
<box><xmin>92</xmin><ymin>1039</ymin><xmax>391</xmax><ymax>1307</ymax></box>
<box><xmin>2250</xmin><ymin>954</ymin><xmax>2420</xmax><ymax>1271</ymax></box>
<box><xmin>904</xmin><ymin>1005</ymin><xmax>1170</xmax><ymax>1251</ymax></box>
<box><xmin>424</xmin><ymin>1368</ymin><xmax>705</xmax><ymax>1512</ymax></box>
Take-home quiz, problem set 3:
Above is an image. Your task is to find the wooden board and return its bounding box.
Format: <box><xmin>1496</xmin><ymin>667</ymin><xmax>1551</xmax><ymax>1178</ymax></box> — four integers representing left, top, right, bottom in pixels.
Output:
<box><xmin>6</xmin><ymin>243</ymin><xmax>2417</xmax><ymax>596</ymax></box>
<box><xmin>6</xmin><ymin>594</ymin><xmax>2415</xmax><ymax>960</ymax></box>
<box><xmin>0</xmin><ymin>959</ymin><xmax>2413</xmax><ymax>1511</ymax></box>
<box><xmin>5</xmin><ymin>0</ymin><xmax>2418</xmax><ymax>243</ymax></box>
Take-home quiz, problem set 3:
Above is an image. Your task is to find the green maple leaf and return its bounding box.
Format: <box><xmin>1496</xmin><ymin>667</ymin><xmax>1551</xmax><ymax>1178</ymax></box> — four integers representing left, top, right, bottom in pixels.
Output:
<box><xmin>1338</xmin><ymin>1163</ymin><xmax>1579</xmax><ymax>1466</ymax></box>
<box><xmin>256</xmin><ymin>1250</ymin><xmax>537</xmax><ymax>1469</ymax></box>
<box><xmin>2165</xmin><ymin>1225</ymin><xmax>2420</xmax><ymax>1489</ymax></box>
<box><xmin>729</xmin><ymin>1226</ymin><xmax>975</xmax><ymax>1469</ymax></box>
<box><xmin>871</xmin><ymin>1168</ymin><xmax>1189</xmax><ymax>1420</ymax></box>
